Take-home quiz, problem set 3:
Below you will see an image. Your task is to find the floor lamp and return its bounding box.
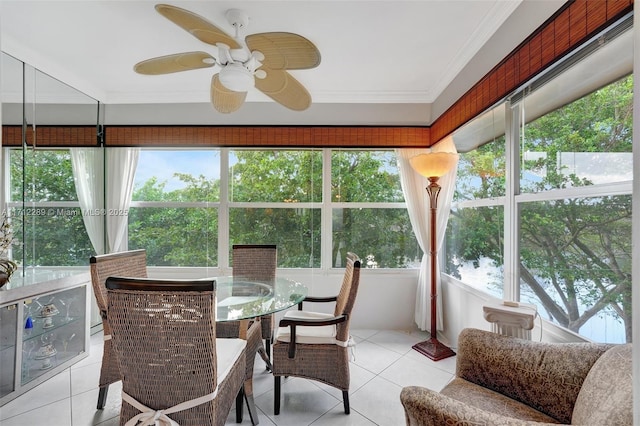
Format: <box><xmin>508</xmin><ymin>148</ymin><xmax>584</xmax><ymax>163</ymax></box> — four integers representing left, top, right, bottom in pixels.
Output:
<box><xmin>409</xmin><ymin>152</ymin><xmax>458</xmax><ymax>361</ymax></box>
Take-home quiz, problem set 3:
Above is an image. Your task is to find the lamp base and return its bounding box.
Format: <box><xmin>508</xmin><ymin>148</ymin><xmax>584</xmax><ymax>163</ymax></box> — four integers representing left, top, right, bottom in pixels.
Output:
<box><xmin>412</xmin><ymin>337</ymin><xmax>456</xmax><ymax>361</ymax></box>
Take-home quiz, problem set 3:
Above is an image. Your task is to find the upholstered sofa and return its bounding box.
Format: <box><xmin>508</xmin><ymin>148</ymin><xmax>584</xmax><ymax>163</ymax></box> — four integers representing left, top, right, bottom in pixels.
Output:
<box><xmin>401</xmin><ymin>328</ymin><xmax>632</xmax><ymax>425</ymax></box>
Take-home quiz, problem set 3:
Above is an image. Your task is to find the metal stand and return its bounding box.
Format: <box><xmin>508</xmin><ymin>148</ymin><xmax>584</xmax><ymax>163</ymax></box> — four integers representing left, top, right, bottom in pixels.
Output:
<box><xmin>412</xmin><ymin>177</ymin><xmax>455</xmax><ymax>361</ymax></box>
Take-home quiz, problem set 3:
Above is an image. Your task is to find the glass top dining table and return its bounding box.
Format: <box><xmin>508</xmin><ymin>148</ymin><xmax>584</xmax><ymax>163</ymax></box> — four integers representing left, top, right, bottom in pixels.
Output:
<box><xmin>214</xmin><ymin>276</ymin><xmax>308</xmax><ymax>322</ymax></box>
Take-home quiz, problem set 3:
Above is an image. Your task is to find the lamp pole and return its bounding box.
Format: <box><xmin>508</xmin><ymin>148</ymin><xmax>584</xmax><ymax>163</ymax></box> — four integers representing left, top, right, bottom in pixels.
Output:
<box><xmin>408</xmin><ymin>152</ymin><xmax>458</xmax><ymax>361</ymax></box>
<box><xmin>411</xmin><ymin>176</ymin><xmax>456</xmax><ymax>361</ymax></box>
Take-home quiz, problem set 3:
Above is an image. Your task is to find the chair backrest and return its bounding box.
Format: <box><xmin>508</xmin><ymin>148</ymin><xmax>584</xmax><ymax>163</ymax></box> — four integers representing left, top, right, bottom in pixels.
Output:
<box><xmin>334</xmin><ymin>252</ymin><xmax>361</xmax><ymax>341</ymax></box>
<box><xmin>106</xmin><ymin>276</ymin><xmax>218</xmax><ymax>424</ymax></box>
<box><xmin>89</xmin><ymin>249</ymin><xmax>148</xmax><ymax>314</ymax></box>
<box><xmin>232</xmin><ymin>244</ymin><xmax>277</xmax><ymax>282</ymax></box>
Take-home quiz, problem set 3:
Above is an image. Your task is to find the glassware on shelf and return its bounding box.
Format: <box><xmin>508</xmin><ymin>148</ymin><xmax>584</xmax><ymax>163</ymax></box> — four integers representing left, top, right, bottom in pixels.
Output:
<box><xmin>21</xmin><ymin>340</ymin><xmax>37</xmax><ymax>380</ymax></box>
<box><xmin>34</xmin><ymin>341</ymin><xmax>57</xmax><ymax>370</ymax></box>
<box><xmin>43</xmin><ymin>316</ymin><xmax>54</xmax><ymax>329</ymax></box>
<box><xmin>59</xmin><ymin>297</ymin><xmax>76</xmax><ymax>322</ymax></box>
<box><xmin>37</xmin><ymin>301</ymin><xmax>59</xmax><ymax>330</ymax></box>
<box><xmin>62</xmin><ymin>333</ymin><xmax>76</xmax><ymax>354</ymax></box>
<box><xmin>38</xmin><ymin>303</ymin><xmax>59</xmax><ymax>318</ymax></box>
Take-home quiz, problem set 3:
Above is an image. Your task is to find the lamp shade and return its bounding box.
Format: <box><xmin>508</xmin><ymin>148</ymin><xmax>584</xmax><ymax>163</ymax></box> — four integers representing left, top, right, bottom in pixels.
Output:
<box><xmin>409</xmin><ymin>152</ymin><xmax>459</xmax><ymax>178</ymax></box>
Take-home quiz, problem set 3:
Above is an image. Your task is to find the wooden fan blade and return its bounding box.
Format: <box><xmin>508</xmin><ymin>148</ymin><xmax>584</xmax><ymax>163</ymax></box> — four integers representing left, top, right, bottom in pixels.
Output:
<box><xmin>246</xmin><ymin>32</ymin><xmax>321</xmax><ymax>70</ymax></box>
<box><xmin>155</xmin><ymin>4</ymin><xmax>241</xmax><ymax>49</ymax></box>
<box><xmin>134</xmin><ymin>51</ymin><xmax>215</xmax><ymax>75</ymax></box>
<box><xmin>255</xmin><ymin>67</ymin><xmax>311</xmax><ymax>111</ymax></box>
<box><xmin>211</xmin><ymin>73</ymin><xmax>247</xmax><ymax>113</ymax></box>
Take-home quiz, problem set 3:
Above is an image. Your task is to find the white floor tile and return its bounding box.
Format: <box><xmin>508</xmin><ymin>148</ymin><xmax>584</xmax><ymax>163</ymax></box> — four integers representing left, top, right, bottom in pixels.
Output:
<box><xmin>350</xmin><ymin>329</ymin><xmax>380</xmax><ymax>340</ymax></box>
<box><xmin>94</xmin><ymin>417</ymin><xmax>120</xmax><ymax>426</ymax></box>
<box><xmin>366</xmin><ymin>330</ymin><xmax>424</xmax><ymax>355</ymax></box>
<box><xmin>380</xmin><ymin>355</ymin><xmax>453</xmax><ymax>391</ymax></box>
<box><xmin>255</xmin><ymin>377</ymin><xmax>340</xmax><ymax>426</ymax></box>
<box><xmin>0</xmin><ymin>328</ymin><xmax>460</xmax><ymax>426</ymax></box>
<box><xmin>348</xmin><ymin>361</ymin><xmax>377</xmax><ymax>392</ymax></box>
<box><xmin>313</xmin><ymin>405</ymin><xmax>378</xmax><ymax>425</ymax></box>
<box><xmin>0</xmin><ymin>398</ymin><xmax>72</xmax><ymax>426</ymax></box>
<box><xmin>349</xmin><ymin>376</ymin><xmax>406</xmax><ymax>426</ymax></box>
<box><xmin>0</xmin><ymin>369</ymin><xmax>71</xmax><ymax>420</ymax></box>
<box><xmin>71</xmin><ymin>388</ymin><xmax>121</xmax><ymax>426</ymax></box>
<box><xmin>70</xmin><ymin>362</ymin><xmax>101</xmax><ymax>396</ymax></box>
<box><xmin>403</xmin><ymin>346</ymin><xmax>457</xmax><ymax>375</ymax></box>
<box><xmin>351</xmin><ymin>340</ymin><xmax>403</xmax><ymax>375</ymax></box>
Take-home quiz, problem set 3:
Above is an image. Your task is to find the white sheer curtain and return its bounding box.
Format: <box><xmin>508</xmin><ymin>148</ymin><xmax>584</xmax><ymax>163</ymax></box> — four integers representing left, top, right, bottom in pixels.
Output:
<box><xmin>106</xmin><ymin>148</ymin><xmax>139</xmax><ymax>252</ymax></box>
<box><xmin>71</xmin><ymin>148</ymin><xmax>106</xmax><ymax>255</ymax></box>
<box><xmin>396</xmin><ymin>136</ymin><xmax>458</xmax><ymax>331</ymax></box>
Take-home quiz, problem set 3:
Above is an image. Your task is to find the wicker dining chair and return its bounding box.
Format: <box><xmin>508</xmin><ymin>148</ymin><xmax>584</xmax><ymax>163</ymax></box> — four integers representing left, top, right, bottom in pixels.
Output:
<box><xmin>272</xmin><ymin>252</ymin><xmax>361</xmax><ymax>415</ymax></box>
<box><xmin>215</xmin><ymin>309</ymin><xmax>262</xmax><ymax>425</ymax></box>
<box><xmin>231</xmin><ymin>244</ymin><xmax>277</xmax><ymax>363</ymax></box>
<box><xmin>106</xmin><ymin>276</ymin><xmax>247</xmax><ymax>426</ymax></box>
<box><xmin>213</xmin><ymin>244</ymin><xmax>277</xmax><ymax>424</ymax></box>
<box><xmin>89</xmin><ymin>249</ymin><xmax>148</xmax><ymax>409</ymax></box>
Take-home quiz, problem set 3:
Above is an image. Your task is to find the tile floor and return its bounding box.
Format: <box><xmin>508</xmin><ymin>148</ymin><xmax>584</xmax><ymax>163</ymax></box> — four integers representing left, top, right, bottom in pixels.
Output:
<box><xmin>0</xmin><ymin>329</ymin><xmax>457</xmax><ymax>426</ymax></box>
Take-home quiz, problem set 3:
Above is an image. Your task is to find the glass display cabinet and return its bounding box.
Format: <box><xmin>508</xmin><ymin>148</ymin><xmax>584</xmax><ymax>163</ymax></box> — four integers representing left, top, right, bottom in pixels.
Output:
<box><xmin>0</xmin><ymin>302</ymin><xmax>18</xmax><ymax>399</ymax></box>
<box><xmin>0</xmin><ymin>271</ymin><xmax>91</xmax><ymax>406</ymax></box>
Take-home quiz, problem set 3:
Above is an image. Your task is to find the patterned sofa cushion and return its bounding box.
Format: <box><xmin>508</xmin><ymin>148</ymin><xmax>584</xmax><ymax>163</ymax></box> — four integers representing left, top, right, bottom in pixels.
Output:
<box><xmin>440</xmin><ymin>377</ymin><xmax>560</xmax><ymax>423</ymax></box>
<box><xmin>571</xmin><ymin>344</ymin><xmax>633</xmax><ymax>425</ymax></box>
<box><xmin>455</xmin><ymin>328</ymin><xmax>612</xmax><ymax>423</ymax></box>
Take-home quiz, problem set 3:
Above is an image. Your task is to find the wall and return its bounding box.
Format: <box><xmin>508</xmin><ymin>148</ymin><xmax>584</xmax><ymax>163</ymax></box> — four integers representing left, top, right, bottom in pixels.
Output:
<box><xmin>148</xmin><ymin>266</ymin><xmax>420</xmax><ymax>331</ymax></box>
<box><xmin>440</xmin><ymin>276</ymin><xmax>590</xmax><ymax>349</ymax></box>
<box><xmin>148</xmin><ymin>263</ymin><xmax>598</xmax><ymax>346</ymax></box>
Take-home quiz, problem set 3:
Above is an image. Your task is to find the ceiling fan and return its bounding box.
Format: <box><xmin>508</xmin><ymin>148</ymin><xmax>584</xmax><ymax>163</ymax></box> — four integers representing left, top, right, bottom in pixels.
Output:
<box><xmin>134</xmin><ymin>4</ymin><xmax>321</xmax><ymax>113</ymax></box>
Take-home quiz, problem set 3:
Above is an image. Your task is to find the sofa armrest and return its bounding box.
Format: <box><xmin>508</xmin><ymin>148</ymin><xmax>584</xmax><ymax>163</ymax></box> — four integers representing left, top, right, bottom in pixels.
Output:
<box><xmin>400</xmin><ymin>386</ymin><xmax>562</xmax><ymax>426</ymax></box>
<box><xmin>455</xmin><ymin>328</ymin><xmax>612</xmax><ymax>423</ymax></box>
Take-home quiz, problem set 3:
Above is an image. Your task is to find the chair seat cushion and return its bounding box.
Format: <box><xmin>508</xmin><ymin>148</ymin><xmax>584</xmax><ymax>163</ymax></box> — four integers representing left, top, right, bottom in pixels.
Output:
<box><xmin>275</xmin><ymin>311</ymin><xmax>338</xmax><ymax>345</ymax></box>
<box><xmin>440</xmin><ymin>377</ymin><xmax>561</xmax><ymax>423</ymax></box>
<box><xmin>216</xmin><ymin>338</ymin><xmax>246</xmax><ymax>383</ymax></box>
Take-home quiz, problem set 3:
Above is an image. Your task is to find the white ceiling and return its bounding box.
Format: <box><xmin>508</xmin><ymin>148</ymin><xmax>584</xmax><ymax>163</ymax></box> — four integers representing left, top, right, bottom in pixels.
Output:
<box><xmin>0</xmin><ymin>0</ymin><xmax>566</xmax><ymax>126</ymax></box>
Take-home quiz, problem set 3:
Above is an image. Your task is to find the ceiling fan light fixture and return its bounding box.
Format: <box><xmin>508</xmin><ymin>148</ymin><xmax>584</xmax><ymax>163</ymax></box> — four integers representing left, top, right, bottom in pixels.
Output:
<box><xmin>219</xmin><ymin>62</ymin><xmax>254</xmax><ymax>92</ymax></box>
<box><xmin>136</xmin><ymin>4</ymin><xmax>320</xmax><ymax>112</ymax></box>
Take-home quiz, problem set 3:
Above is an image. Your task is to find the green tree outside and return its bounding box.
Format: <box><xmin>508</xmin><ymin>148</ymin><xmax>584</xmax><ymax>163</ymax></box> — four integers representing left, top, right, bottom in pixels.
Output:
<box><xmin>9</xmin><ymin>148</ymin><xmax>93</xmax><ymax>267</ymax></box>
<box><xmin>446</xmin><ymin>75</ymin><xmax>633</xmax><ymax>342</ymax></box>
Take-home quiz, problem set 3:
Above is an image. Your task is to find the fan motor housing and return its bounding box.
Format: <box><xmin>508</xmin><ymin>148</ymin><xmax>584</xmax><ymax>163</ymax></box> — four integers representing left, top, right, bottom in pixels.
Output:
<box><xmin>219</xmin><ymin>63</ymin><xmax>255</xmax><ymax>92</ymax></box>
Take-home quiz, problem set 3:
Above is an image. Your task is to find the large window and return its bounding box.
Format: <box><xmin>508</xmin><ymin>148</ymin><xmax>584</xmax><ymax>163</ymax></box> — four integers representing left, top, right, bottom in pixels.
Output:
<box><xmin>517</xmin><ymin>75</ymin><xmax>633</xmax><ymax>343</ymax></box>
<box><xmin>229</xmin><ymin>150</ymin><xmax>322</xmax><ymax>268</ymax></box>
<box><xmin>446</xmin><ymin>67</ymin><xmax>633</xmax><ymax>343</ymax></box>
<box><xmin>331</xmin><ymin>150</ymin><xmax>419</xmax><ymax>268</ymax></box>
<box><xmin>446</xmin><ymin>138</ymin><xmax>506</xmax><ymax>296</ymax></box>
<box><xmin>7</xmin><ymin>148</ymin><xmax>93</xmax><ymax>267</ymax></box>
<box><xmin>129</xmin><ymin>150</ymin><xmax>219</xmax><ymax>267</ymax></box>
<box><xmin>126</xmin><ymin>148</ymin><xmax>418</xmax><ymax>269</ymax></box>
<box><xmin>6</xmin><ymin>147</ymin><xmax>417</xmax><ymax>270</ymax></box>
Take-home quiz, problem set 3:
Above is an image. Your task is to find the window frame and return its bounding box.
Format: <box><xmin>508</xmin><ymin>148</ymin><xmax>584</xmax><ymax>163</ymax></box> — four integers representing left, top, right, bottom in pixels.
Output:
<box><xmin>446</xmin><ymin>69</ymin><xmax>633</xmax><ymax>343</ymax></box>
<box><xmin>123</xmin><ymin>147</ymin><xmax>415</xmax><ymax>270</ymax></box>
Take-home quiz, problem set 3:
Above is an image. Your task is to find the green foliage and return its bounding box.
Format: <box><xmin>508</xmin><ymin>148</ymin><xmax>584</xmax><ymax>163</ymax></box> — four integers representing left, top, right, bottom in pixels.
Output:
<box><xmin>330</xmin><ymin>151</ymin><xmax>417</xmax><ymax>266</ymax></box>
<box><xmin>446</xmin><ymin>75</ymin><xmax>633</xmax><ymax>342</ymax></box>
<box><xmin>455</xmin><ymin>137</ymin><xmax>506</xmax><ymax>201</ymax></box>
<box><xmin>11</xmin><ymin>148</ymin><xmax>78</xmax><ymax>202</ymax></box>
<box><xmin>230</xmin><ymin>207</ymin><xmax>321</xmax><ymax>268</ymax></box>
<box><xmin>9</xmin><ymin>149</ymin><xmax>93</xmax><ymax>266</ymax></box>
<box><xmin>230</xmin><ymin>150</ymin><xmax>321</xmax><ymax>203</ymax></box>
<box><xmin>332</xmin><ymin>151</ymin><xmax>404</xmax><ymax>202</ymax></box>
<box><xmin>129</xmin><ymin>175</ymin><xmax>218</xmax><ymax>266</ymax></box>
<box><xmin>328</xmin><ymin>151</ymin><xmax>417</xmax><ymax>267</ymax></box>
<box><xmin>129</xmin><ymin>149</ymin><xmax>419</xmax><ymax>268</ymax></box>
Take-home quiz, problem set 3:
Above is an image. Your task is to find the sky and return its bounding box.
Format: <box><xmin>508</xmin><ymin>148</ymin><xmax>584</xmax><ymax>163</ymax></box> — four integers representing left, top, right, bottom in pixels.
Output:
<box><xmin>134</xmin><ymin>150</ymin><xmax>220</xmax><ymax>192</ymax></box>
